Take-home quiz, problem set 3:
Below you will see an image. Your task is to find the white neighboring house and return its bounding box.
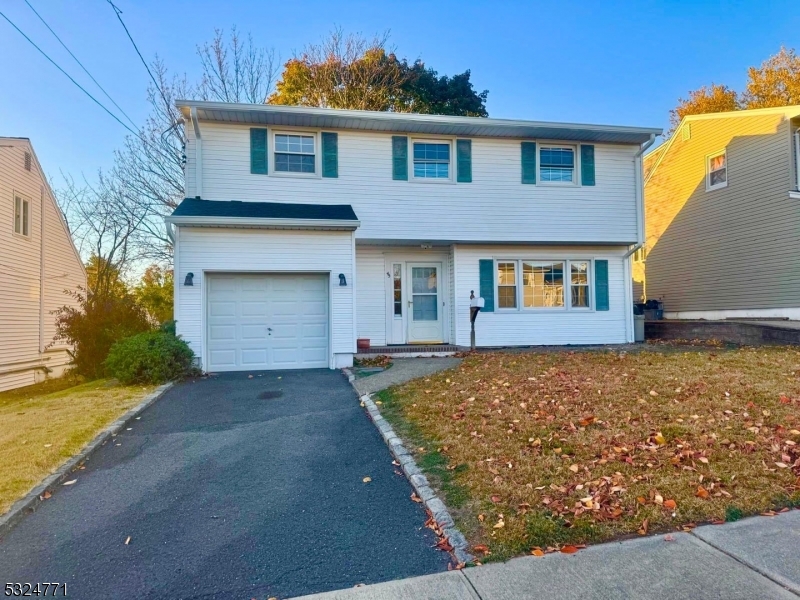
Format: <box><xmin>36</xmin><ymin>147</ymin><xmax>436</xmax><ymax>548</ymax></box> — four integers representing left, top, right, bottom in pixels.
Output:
<box><xmin>168</xmin><ymin>102</ymin><xmax>661</xmax><ymax>372</ymax></box>
<box><xmin>0</xmin><ymin>138</ymin><xmax>86</xmax><ymax>391</ymax></box>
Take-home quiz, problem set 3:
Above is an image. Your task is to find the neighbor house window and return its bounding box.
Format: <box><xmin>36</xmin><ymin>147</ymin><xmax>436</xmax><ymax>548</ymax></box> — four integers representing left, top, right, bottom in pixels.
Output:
<box><xmin>540</xmin><ymin>146</ymin><xmax>575</xmax><ymax>183</ymax></box>
<box><xmin>393</xmin><ymin>264</ymin><xmax>402</xmax><ymax>316</ymax></box>
<box><xmin>413</xmin><ymin>142</ymin><xmax>450</xmax><ymax>179</ymax></box>
<box><xmin>523</xmin><ymin>261</ymin><xmax>565</xmax><ymax>308</ymax></box>
<box><xmin>14</xmin><ymin>194</ymin><xmax>29</xmax><ymax>237</ymax></box>
<box><xmin>274</xmin><ymin>133</ymin><xmax>315</xmax><ymax>173</ymax></box>
<box><xmin>707</xmin><ymin>150</ymin><xmax>727</xmax><ymax>190</ymax></box>
<box><xmin>570</xmin><ymin>262</ymin><xmax>590</xmax><ymax>308</ymax></box>
<box><xmin>497</xmin><ymin>262</ymin><xmax>517</xmax><ymax>308</ymax></box>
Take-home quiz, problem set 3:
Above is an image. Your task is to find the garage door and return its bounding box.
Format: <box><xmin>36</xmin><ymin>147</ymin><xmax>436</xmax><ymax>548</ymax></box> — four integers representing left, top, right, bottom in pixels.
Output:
<box><xmin>206</xmin><ymin>273</ymin><xmax>329</xmax><ymax>371</ymax></box>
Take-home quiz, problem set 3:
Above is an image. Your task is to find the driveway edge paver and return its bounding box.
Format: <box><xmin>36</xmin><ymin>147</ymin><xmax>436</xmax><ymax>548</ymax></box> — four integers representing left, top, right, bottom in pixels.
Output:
<box><xmin>343</xmin><ymin>368</ymin><xmax>474</xmax><ymax>565</ymax></box>
<box><xmin>0</xmin><ymin>381</ymin><xmax>174</xmax><ymax>538</ymax></box>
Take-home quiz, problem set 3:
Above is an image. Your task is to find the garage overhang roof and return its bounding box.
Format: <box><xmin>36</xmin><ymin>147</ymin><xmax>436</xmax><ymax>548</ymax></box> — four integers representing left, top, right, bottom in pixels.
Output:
<box><xmin>166</xmin><ymin>198</ymin><xmax>360</xmax><ymax>231</ymax></box>
<box><xmin>177</xmin><ymin>100</ymin><xmax>663</xmax><ymax>145</ymax></box>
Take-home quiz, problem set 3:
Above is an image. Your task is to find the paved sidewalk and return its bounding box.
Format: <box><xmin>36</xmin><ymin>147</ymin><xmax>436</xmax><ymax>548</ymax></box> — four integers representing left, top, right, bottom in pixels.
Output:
<box><xmin>351</xmin><ymin>357</ymin><xmax>461</xmax><ymax>395</ymax></box>
<box><xmin>293</xmin><ymin>510</ymin><xmax>800</xmax><ymax>599</ymax></box>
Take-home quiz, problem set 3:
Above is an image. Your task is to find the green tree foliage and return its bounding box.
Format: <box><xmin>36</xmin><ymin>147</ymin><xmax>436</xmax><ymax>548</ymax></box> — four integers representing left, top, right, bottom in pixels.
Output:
<box><xmin>743</xmin><ymin>46</ymin><xmax>800</xmax><ymax>108</ymax></box>
<box><xmin>134</xmin><ymin>265</ymin><xmax>174</xmax><ymax>325</ymax></box>
<box><xmin>269</xmin><ymin>30</ymin><xmax>488</xmax><ymax>116</ymax></box>
<box><xmin>669</xmin><ymin>46</ymin><xmax>800</xmax><ymax>135</ymax></box>
<box><xmin>105</xmin><ymin>331</ymin><xmax>195</xmax><ymax>385</ymax></box>
<box><xmin>52</xmin><ymin>287</ymin><xmax>152</xmax><ymax>379</ymax></box>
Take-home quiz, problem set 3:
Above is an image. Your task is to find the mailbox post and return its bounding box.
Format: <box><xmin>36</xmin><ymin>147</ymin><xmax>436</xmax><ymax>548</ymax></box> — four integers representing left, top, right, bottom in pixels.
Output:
<box><xmin>469</xmin><ymin>290</ymin><xmax>484</xmax><ymax>351</ymax></box>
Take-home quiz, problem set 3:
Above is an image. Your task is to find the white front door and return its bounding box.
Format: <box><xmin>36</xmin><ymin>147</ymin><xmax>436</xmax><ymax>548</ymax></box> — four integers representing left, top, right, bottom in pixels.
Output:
<box><xmin>406</xmin><ymin>263</ymin><xmax>444</xmax><ymax>343</ymax></box>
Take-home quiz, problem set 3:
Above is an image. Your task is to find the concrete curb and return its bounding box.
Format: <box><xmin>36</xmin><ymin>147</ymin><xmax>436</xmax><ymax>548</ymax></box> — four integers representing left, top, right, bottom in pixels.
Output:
<box><xmin>0</xmin><ymin>382</ymin><xmax>174</xmax><ymax>538</ymax></box>
<box><xmin>342</xmin><ymin>368</ymin><xmax>474</xmax><ymax>564</ymax></box>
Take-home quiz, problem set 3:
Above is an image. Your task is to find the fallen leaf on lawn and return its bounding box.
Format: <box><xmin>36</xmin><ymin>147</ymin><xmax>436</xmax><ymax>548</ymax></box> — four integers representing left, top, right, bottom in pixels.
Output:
<box><xmin>579</xmin><ymin>416</ymin><xmax>596</xmax><ymax>427</ymax></box>
<box><xmin>569</xmin><ymin>464</ymin><xmax>580</xmax><ymax>473</ymax></box>
<box><xmin>124</xmin><ymin>536</ymin><xmax>131</xmax><ymax>545</ymax></box>
<box><xmin>43</xmin><ymin>444</ymin><xmax>52</xmax><ymax>448</ymax></box>
<box><xmin>638</xmin><ymin>519</ymin><xmax>649</xmax><ymax>535</ymax></box>
<box><xmin>473</xmin><ymin>544</ymin><xmax>490</xmax><ymax>555</ymax></box>
<box><xmin>531</xmin><ymin>547</ymin><xmax>545</xmax><ymax>557</ymax></box>
<box><xmin>696</xmin><ymin>486</ymin><xmax>710</xmax><ymax>499</ymax></box>
<box><xmin>664</xmin><ymin>499</ymin><xmax>677</xmax><ymax>510</ymax></box>
<box><xmin>654</xmin><ymin>433</ymin><xmax>666</xmax><ymax>445</ymax></box>
<box><xmin>410</xmin><ymin>493</ymin><xmax>422</xmax><ymax>503</ymax></box>
<box><xmin>654</xmin><ymin>494</ymin><xmax>664</xmax><ymax>505</ymax></box>
<box><xmin>649</xmin><ymin>390</ymin><xmax>659</xmax><ymax>397</ymax></box>
<box><xmin>491</xmin><ymin>494</ymin><xmax>502</xmax><ymax>503</ymax></box>
<box><xmin>478</xmin><ymin>514</ymin><xmax>485</xmax><ymax>522</ymax></box>
<box><xmin>698</xmin><ymin>457</ymin><xmax>709</xmax><ymax>464</ymax></box>
<box><xmin>775</xmin><ymin>462</ymin><xmax>789</xmax><ymax>469</ymax></box>
<box><xmin>362</xmin><ymin>476</ymin><xmax>372</xmax><ymax>483</ymax></box>
<box><xmin>63</xmin><ymin>479</ymin><xmax>77</xmax><ymax>486</ymax></box>
<box><xmin>493</xmin><ymin>519</ymin><xmax>505</xmax><ymax>529</ymax></box>
<box><xmin>560</xmin><ymin>545</ymin><xmax>579</xmax><ymax>554</ymax></box>
<box><xmin>761</xmin><ymin>510</ymin><xmax>778</xmax><ymax>517</ymax></box>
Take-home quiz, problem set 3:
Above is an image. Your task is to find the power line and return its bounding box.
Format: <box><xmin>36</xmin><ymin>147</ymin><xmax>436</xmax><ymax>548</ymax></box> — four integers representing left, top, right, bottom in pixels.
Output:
<box><xmin>0</xmin><ymin>8</ymin><xmax>138</xmax><ymax>137</ymax></box>
<box><xmin>23</xmin><ymin>0</ymin><xmax>138</xmax><ymax>129</ymax></box>
<box><xmin>106</xmin><ymin>1</ymin><xmax>173</xmax><ymax>116</ymax></box>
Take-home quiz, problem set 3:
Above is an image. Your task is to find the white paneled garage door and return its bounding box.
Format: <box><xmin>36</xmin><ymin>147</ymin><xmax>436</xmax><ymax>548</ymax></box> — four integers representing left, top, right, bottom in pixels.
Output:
<box><xmin>206</xmin><ymin>273</ymin><xmax>329</xmax><ymax>371</ymax></box>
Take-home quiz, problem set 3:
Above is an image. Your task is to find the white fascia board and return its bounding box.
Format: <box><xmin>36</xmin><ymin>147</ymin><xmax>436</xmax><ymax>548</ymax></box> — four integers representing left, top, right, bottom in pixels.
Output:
<box><xmin>164</xmin><ymin>215</ymin><xmax>360</xmax><ymax>230</ymax></box>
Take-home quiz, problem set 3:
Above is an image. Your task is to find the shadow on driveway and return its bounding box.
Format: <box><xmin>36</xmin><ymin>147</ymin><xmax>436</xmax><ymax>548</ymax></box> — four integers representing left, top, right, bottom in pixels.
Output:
<box><xmin>0</xmin><ymin>370</ymin><xmax>450</xmax><ymax>599</ymax></box>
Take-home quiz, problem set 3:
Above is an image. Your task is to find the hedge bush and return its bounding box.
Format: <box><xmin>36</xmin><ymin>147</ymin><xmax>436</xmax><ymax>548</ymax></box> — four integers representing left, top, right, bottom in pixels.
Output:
<box><xmin>105</xmin><ymin>331</ymin><xmax>195</xmax><ymax>385</ymax></box>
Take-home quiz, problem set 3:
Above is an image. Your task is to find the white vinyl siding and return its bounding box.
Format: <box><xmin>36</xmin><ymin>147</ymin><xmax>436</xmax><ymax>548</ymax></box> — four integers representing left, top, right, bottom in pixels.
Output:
<box><xmin>454</xmin><ymin>245</ymin><xmax>630</xmax><ymax>347</ymax></box>
<box><xmin>186</xmin><ymin>123</ymin><xmax>640</xmax><ymax>244</ymax></box>
<box><xmin>0</xmin><ymin>140</ymin><xmax>86</xmax><ymax>392</ymax></box>
<box><xmin>175</xmin><ymin>227</ymin><xmax>354</xmax><ymax>369</ymax></box>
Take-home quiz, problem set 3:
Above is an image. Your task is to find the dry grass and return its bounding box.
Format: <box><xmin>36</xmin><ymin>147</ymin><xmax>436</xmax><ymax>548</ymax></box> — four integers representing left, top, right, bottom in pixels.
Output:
<box><xmin>0</xmin><ymin>378</ymin><xmax>157</xmax><ymax>514</ymax></box>
<box><xmin>377</xmin><ymin>346</ymin><xmax>800</xmax><ymax>561</ymax></box>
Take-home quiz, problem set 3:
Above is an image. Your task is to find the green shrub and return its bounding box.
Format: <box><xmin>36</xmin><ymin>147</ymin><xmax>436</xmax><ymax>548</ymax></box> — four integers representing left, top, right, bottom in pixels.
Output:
<box><xmin>105</xmin><ymin>332</ymin><xmax>195</xmax><ymax>385</ymax></box>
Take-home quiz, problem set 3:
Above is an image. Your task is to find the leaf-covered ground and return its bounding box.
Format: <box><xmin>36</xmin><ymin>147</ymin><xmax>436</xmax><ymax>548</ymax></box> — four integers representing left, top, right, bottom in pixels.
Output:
<box><xmin>376</xmin><ymin>346</ymin><xmax>800</xmax><ymax>561</ymax></box>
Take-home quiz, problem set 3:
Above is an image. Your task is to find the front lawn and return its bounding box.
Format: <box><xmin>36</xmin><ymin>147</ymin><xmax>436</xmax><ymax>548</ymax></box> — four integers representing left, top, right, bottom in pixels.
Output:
<box><xmin>0</xmin><ymin>378</ymin><xmax>157</xmax><ymax>514</ymax></box>
<box><xmin>377</xmin><ymin>346</ymin><xmax>800</xmax><ymax>561</ymax></box>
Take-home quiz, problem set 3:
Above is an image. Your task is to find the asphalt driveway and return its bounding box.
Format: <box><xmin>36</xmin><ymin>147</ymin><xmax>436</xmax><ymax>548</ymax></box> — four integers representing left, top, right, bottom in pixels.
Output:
<box><xmin>0</xmin><ymin>370</ymin><xmax>450</xmax><ymax>599</ymax></box>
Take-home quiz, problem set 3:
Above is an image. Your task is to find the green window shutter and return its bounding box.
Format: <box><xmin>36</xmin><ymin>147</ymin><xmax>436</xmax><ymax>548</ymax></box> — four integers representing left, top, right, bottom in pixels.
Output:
<box><xmin>479</xmin><ymin>259</ymin><xmax>495</xmax><ymax>312</ymax></box>
<box><xmin>321</xmin><ymin>132</ymin><xmax>338</xmax><ymax>178</ymax></box>
<box><xmin>521</xmin><ymin>141</ymin><xmax>537</xmax><ymax>184</ymax></box>
<box><xmin>456</xmin><ymin>139</ymin><xmax>472</xmax><ymax>183</ymax></box>
<box><xmin>392</xmin><ymin>136</ymin><xmax>408</xmax><ymax>181</ymax></box>
<box><xmin>580</xmin><ymin>144</ymin><xmax>595</xmax><ymax>186</ymax></box>
<box><xmin>595</xmin><ymin>259</ymin><xmax>609</xmax><ymax>311</ymax></box>
<box><xmin>250</xmin><ymin>128</ymin><xmax>268</xmax><ymax>174</ymax></box>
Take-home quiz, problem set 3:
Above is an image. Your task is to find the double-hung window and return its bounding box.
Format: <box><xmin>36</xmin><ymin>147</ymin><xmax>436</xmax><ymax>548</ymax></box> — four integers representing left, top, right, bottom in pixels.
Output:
<box><xmin>13</xmin><ymin>194</ymin><xmax>29</xmax><ymax>237</ymax></box>
<box><xmin>274</xmin><ymin>133</ymin><xmax>316</xmax><ymax>174</ymax></box>
<box><xmin>706</xmin><ymin>150</ymin><xmax>727</xmax><ymax>191</ymax></box>
<box><xmin>540</xmin><ymin>146</ymin><xmax>575</xmax><ymax>183</ymax></box>
<box><xmin>498</xmin><ymin>259</ymin><xmax>592</xmax><ymax>310</ymax></box>
<box><xmin>413</xmin><ymin>142</ymin><xmax>450</xmax><ymax>179</ymax></box>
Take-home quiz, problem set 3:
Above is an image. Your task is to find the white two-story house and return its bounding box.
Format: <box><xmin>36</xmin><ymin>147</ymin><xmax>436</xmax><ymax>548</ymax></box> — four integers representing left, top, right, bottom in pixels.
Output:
<box><xmin>168</xmin><ymin>101</ymin><xmax>661</xmax><ymax>371</ymax></box>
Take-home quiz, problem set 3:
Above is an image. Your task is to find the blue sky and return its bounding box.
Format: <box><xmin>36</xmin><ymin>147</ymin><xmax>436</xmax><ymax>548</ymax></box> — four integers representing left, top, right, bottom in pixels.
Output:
<box><xmin>1</xmin><ymin>0</ymin><xmax>798</xmax><ymax>184</ymax></box>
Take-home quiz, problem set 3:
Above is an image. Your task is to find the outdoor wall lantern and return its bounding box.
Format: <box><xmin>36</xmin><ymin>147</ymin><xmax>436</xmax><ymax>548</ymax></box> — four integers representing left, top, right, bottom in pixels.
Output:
<box><xmin>339</xmin><ymin>273</ymin><xmax>347</xmax><ymax>286</ymax></box>
<box><xmin>184</xmin><ymin>272</ymin><xmax>194</xmax><ymax>286</ymax></box>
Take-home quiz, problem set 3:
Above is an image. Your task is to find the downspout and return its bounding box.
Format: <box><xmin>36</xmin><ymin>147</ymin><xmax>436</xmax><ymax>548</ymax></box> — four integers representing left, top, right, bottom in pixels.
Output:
<box><xmin>191</xmin><ymin>107</ymin><xmax>203</xmax><ymax>198</ymax></box>
<box><xmin>623</xmin><ymin>133</ymin><xmax>657</xmax><ymax>259</ymax></box>
<box><xmin>794</xmin><ymin>129</ymin><xmax>800</xmax><ymax>191</ymax></box>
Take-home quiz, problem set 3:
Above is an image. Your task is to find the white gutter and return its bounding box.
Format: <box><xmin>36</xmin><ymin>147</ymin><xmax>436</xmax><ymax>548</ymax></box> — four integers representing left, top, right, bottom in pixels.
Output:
<box><xmin>624</xmin><ymin>134</ymin><xmax>657</xmax><ymax>259</ymax></box>
<box><xmin>191</xmin><ymin>107</ymin><xmax>202</xmax><ymax>198</ymax></box>
<box><xmin>164</xmin><ymin>215</ymin><xmax>360</xmax><ymax>231</ymax></box>
<box><xmin>794</xmin><ymin>129</ymin><xmax>800</xmax><ymax>191</ymax></box>
<box><xmin>38</xmin><ymin>185</ymin><xmax>45</xmax><ymax>353</ymax></box>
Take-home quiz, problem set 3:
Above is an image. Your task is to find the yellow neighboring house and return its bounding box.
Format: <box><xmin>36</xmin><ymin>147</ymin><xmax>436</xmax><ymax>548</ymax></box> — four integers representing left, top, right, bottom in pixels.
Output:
<box><xmin>636</xmin><ymin>105</ymin><xmax>800</xmax><ymax>319</ymax></box>
<box><xmin>0</xmin><ymin>138</ymin><xmax>86</xmax><ymax>391</ymax></box>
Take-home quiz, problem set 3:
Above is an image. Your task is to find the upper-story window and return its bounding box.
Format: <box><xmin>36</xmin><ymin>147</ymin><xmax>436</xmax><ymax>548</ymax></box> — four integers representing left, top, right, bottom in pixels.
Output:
<box><xmin>706</xmin><ymin>150</ymin><xmax>727</xmax><ymax>191</ymax></box>
<box><xmin>413</xmin><ymin>142</ymin><xmax>450</xmax><ymax>179</ymax></box>
<box><xmin>14</xmin><ymin>193</ymin><xmax>30</xmax><ymax>237</ymax></box>
<box><xmin>539</xmin><ymin>146</ymin><xmax>575</xmax><ymax>183</ymax></box>
<box><xmin>274</xmin><ymin>133</ymin><xmax>315</xmax><ymax>174</ymax></box>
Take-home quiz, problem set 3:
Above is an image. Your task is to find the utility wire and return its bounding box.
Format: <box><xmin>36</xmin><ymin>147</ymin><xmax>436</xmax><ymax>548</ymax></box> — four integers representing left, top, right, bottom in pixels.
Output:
<box><xmin>106</xmin><ymin>1</ymin><xmax>173</xmax><ymax>116</ymax></box>
<box><xmin>0</xmin><ymin>8</ymin><xmax>138</xmax><ymax>136</ymax></box>
<box><xmin>23</xmin><ymin>0</ymin><xmax>138</xmax><ymax>129</ymax></box>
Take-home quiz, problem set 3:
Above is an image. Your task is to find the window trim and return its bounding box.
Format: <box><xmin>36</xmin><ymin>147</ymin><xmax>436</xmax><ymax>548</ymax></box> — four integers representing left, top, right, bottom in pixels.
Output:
<box><xmin>270</xmin><ymin>129</ymin><xmax>320</xmax><ymax>178</ymax></box>
<box><xmin>494</xmin><ymin>258</ymin><xmax>595</xmax><ymax>312</ymax></box>
<box><xmin>12</xmin><ymin>191</ymin><xmax>31</xmax><ymax>239</ymax></box>
<box><xmin>409</xmin><ymin>137</ymin><xmax>455</xmax><ymax>183</ymax></box>
<box><xmin>538</xmin><ymin>143</ymin><xmax>579</xmax><ymax>186</ymax></box>
<box><xmin>706</xmin><ymin>149</ymin><xmax>728</xmax><ymax>192</ymax></box>
<box><xmin>496</xmin><ymin>261</ymin><xmax>518</xmax><ymax>310</ymax></box>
